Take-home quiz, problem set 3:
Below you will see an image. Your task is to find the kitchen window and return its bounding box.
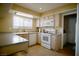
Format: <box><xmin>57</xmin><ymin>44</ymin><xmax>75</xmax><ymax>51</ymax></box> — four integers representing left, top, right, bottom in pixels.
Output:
<box><xmin>13</xmin><ymin>12</ymin><xmax>33</xmax><ymax>29</ymax></box>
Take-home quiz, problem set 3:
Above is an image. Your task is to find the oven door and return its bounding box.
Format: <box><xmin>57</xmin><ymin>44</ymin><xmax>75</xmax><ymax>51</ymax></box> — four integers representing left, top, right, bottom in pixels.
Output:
<box><xmin>41</xmin><ymin>33</ymin><xmax>51</xmax><ymax>44</ymax></box>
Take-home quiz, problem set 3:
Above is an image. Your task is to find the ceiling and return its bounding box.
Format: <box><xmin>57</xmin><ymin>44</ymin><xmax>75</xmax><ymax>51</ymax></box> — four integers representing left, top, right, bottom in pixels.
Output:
<box><xmin>17</xmin><ymin>3</ymin><xmax>67</xmax><ymax>13</ymax></box>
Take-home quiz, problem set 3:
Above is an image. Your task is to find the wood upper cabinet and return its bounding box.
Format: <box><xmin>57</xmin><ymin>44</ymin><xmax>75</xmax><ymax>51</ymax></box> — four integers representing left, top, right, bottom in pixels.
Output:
<box><xmin>54</xmin><ymin>14</ymin><xmax>60</xmax><ymax>28</ymax></box>
<box><xmin>39</xmin><ymin>14</ymin><xmax>60</xmax><ymax>28</ymax></box>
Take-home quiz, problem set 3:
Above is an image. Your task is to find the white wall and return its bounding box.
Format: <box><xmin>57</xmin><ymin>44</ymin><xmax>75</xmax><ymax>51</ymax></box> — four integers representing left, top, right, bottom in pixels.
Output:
<box><xmin>0</xmin><ymin>4</ymin><xmax>11</xmax><ymax>18</ymax></box>
<box><xmin>76</xmin><ymin>4</ymin><xmax>79</xmax><ymax>56</ymax></box>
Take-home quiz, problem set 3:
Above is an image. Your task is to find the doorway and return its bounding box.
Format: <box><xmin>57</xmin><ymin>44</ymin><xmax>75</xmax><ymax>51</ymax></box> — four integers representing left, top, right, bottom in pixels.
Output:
<box><xmin>63</xmin><ymin>13</ymin><xmax>77</xmax><ymax>55</ymax></box>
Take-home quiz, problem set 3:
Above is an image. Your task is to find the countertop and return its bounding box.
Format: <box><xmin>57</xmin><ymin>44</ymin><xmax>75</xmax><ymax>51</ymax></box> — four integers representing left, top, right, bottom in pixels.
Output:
<box><xmin>15</xmin><ymin>32</ymin><xmax>37</xmax><ymax>34</ymax></box>
<box><xmin>0</xmin><ymin>33</ymin><xmax>28</xmax><ymax>48</ymax></box>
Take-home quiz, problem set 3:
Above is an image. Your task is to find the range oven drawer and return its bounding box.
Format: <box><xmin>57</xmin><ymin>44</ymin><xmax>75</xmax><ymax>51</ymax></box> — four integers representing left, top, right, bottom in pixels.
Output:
<box><xmin>41</xmin><ymin>43</ymin><xmax>51</xmax><ymax>49</ymax></box>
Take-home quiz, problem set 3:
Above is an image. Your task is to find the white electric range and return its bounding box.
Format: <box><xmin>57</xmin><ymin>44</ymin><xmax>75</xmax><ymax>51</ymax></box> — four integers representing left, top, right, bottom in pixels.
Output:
<box><xmin>40</xmin><ymin>29</ymin><xmax>56</xmax><ymax>49</ymax></box>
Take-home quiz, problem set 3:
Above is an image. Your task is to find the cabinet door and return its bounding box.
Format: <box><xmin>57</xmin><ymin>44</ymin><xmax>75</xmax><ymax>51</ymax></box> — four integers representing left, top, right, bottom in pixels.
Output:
<box><xmin>52</xmin><ymin>35</ymin><xmax>61</xmax><ymax>50</ymax></box>
<box><xmin>29</xmin><ymin>34</ymin><xmax>37</xmax><ymax>46</ymax></box>
<box><xmin>37</xmin><ymin>33</ymin><xmax>41</xmax><ymax>44</ymax></box>
<box><xmin>54</xmin><ymin>14</ymin><xmax>60</xmax><ymax>27</ymax></box>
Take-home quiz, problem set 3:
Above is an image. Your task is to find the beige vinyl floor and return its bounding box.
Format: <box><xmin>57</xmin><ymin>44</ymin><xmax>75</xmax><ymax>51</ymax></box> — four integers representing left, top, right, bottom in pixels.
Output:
<box><xmin>11</xmin><ymin>45</ymin><xmax>75</xmax><ymax>56</ymax></box>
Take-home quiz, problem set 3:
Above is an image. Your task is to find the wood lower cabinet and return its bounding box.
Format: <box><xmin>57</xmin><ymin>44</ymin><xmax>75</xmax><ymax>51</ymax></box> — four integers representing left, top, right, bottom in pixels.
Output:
<box><xmin>16</xmin><ymin>33</ymin><xmax>37</xmax><ymax>46</ymax></box>
<box><xmin>0</xmin><ymin>42</ymin><xmax>28</xmax><ymax>56</ymax></box>
<box><xmin>52</xmin><ymin>34</ymin><xmax>61</xmax><ymax>51</ymax></box>
<box><xmin>28</xmin><ymin>33</ymin><xmax>37</xmax><ymax>46</ymax></box>
<box><xmin>37</xmin><ymin>33</ymin><xmax>41</xmax><ymax>44</ymax></box>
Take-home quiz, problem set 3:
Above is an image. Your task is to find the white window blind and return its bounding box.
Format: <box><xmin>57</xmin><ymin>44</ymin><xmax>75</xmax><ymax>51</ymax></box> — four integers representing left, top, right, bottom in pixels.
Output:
<box><xmin>13</xmin><ymin>14</ymin><xmax>33</xmax><ymax>29</ymax></box>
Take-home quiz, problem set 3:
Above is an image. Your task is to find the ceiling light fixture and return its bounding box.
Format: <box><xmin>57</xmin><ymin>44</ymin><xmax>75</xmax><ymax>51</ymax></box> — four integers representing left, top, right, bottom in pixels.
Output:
<box><xmin>40</xmin><ymin>8</ymin><xmax>42</xmax><ymax>10</ymax></box>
